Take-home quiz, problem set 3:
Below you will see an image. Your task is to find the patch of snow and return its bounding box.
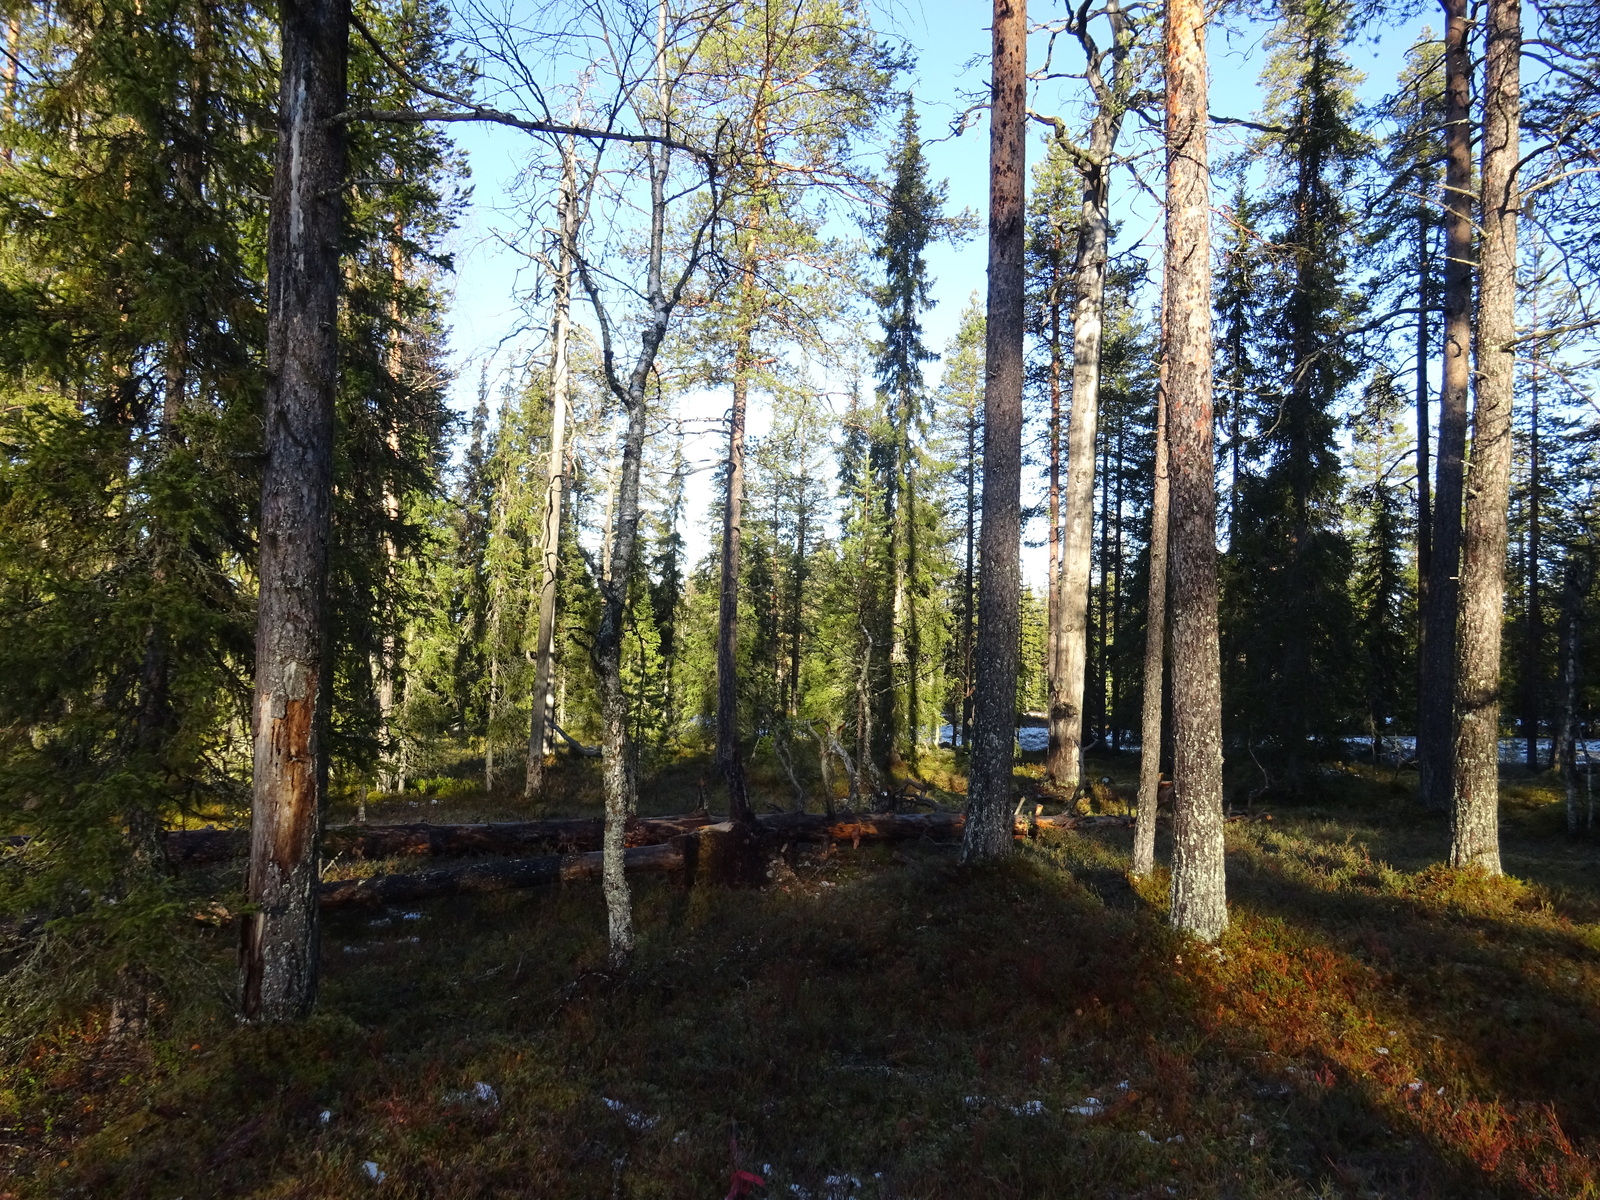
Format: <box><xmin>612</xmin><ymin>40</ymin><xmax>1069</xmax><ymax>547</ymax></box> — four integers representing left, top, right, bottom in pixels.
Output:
<box><xmin>1068</xmin><ymin>1097</ymin><xmax>1103</xmax><ymax>1117</ymax></box>
<box><xmin>1009</xmin><ymin>1100</ymin><xmax>1046</xmax><ymax>1116</ymax></box>
<box><xmin>362</xmin><ymin>1161</ymin><xmax>386</xmax><ymax>1183</ymax></box>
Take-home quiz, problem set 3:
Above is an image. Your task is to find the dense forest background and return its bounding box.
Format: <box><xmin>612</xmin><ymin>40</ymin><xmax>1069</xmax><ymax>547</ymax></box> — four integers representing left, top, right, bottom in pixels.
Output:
<box><xmin>1</xmin><ymin>0</ymin><xmax>1598</xmax><ymax>1036</ymax></box>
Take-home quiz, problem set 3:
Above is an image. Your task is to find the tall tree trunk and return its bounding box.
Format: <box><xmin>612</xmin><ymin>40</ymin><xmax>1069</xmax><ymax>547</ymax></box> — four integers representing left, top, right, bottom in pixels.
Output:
<box><xmin>717</xmin><ymin>316</ymin><xmax>756</xmax><ymax>825</ymax></box>
<box><xmin>373</xmin><ymin>213</ymin><xmax>407</xmax><ymax>795</ymax></box>
<box><xmin>240</xmin><ymin>0</ymin><xmax>348</xmax><ymax>1022</ymax></box>
<box><xmin>1042</xmin><ymin>1</ymin><xmax>1129</xmax><ymax>786</ymax></box>
<box><xmin>1133</xmin><ymin>357</ymin><xmax>1170</xmax><ymax>879</ymax></box>
<box><xmin>1112</xmin><ymin>421</ymin><xmax>1126</xmax><ymax>749</ymax></box>
<box><xmin>961</xmin><ymin>401</ymin><xmax>978</xmax><ymax>749</ymax></box>
<box><xmin>1052</xmin><ymin>158</ymin><xmax>1114</xmax><ymax>791</ymax></box>
<box><xmin>1523</xmin><ymin>290</ymin><xmax>1541</xmax><ymax>770</ymax></box>
<box><xmin>905</xmin><ymin>459</ymin><xmax>921</xmax><ymax>765</ymax></box>
<box><xmin>1162</xmin><ymin>0</ymin><xmax>1226</xmax><ymax>940</ymax></box>
<box><xmin>1097</xmin><ymin>432</ymin><xmax>1111</xmax><ymax>743</ymax></box>
<box><xmin>1557</xmin><ymin>555</ymin><xmax>1593</xmax><ymax>833</ymax></box>
<box><xmin>1450</xmin><ymin>0</ymin><xmax>1519</xmax><ymax>872</ymax></box>
<box><xmin>1414</xmin><ymin>189</ymin><xmax>1433</xmax><ymax>758</ymax></box>
<box><xmin>962</xmin><ymin>0</ymin><xmax>1026</xmax><ymax>863</ymax></box>
<box><xmin>525</xmin><ymin>143</ymin><xmax>577</xmax><ymax>800</ymax></box>
<box><xmin>1046</xmin><ymin>296</ymin><xmax>1065</xmax><ymax>772</ymax></box>
<box><xmin>1418</xmin><ymin>0</ymin><xmax>1474</xmax><ymax>813</ymax></box>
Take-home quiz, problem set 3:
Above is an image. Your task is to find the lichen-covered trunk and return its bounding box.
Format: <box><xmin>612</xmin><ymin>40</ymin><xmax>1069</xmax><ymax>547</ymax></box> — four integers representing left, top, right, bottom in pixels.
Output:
<box><xmin>240</xmin><ymin>0</ymin><xmax>348</xmax><ymax>1022</ymax></box>
<box><xmin>962</xmin><ymin>0</ymin><xmax>1026</xmax><ymax>863</ymax></box>
<box><xmin>526</xmin><ymin>148</ymin><xmax>576</xmax><ymax>800</ymax></box>
<box><xmin>1417</xmin><ymin>0</ymin><xmax>1474</xmax><ymax>814</ymax></box>
<box><xmin>1049</xmin><ymin>169</ymin><xmax>1112</xmax><ymax>791</ymax></box>
<box><xmin>1162</xmin><ymin>0</ymin><xmax>1226</xmax><ymax>941</ymax></box>
<box><xmin>1133</xmin><ymin>365</ymin><xmax>1170</xmax><ymax>879</ymax></box>
<box><xmin>1450</xmin><ymin>0</ymin><xmax>1519</xmax><ymax>872</ymax></box>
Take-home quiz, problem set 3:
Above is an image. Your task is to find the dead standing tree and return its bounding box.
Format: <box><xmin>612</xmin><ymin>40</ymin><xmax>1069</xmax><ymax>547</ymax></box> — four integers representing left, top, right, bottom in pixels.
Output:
<box><xmin>1029</xmin><ymin>0</ymin><xmax>1140</xmax><ymax>792</ymax></box>
<box><xmin>525</xmin><ymin>138</ymin><xmax>581</xmax><ymax>800</ymax></box>
<box><xmin>240</xmin><ymin>0</ymin><xmax>349</xmax><ymax>1023</ymax></box>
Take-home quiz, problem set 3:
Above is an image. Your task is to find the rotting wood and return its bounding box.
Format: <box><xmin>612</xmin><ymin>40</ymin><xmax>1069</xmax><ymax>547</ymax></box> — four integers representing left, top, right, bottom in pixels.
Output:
<box><xmin>163</xmin><ymin>811</ymin><xmax>713</xmax><ymax>865</ymax></box>
<box><xmin>318</xmin><ymin>840</ymin><xmax>685</xmax><ymax>910</ymax></box>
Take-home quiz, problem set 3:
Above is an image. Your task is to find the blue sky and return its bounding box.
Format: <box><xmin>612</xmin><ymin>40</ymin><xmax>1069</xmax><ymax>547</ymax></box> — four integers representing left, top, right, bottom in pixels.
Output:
<box><xmin>434</xmin><ymin>1</ymin><xmax>1437</xmax><ymax>575</ymax></box>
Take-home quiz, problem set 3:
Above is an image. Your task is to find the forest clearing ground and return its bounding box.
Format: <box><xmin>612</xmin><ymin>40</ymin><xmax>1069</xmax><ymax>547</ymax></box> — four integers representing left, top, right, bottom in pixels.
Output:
<box><xmin>3</xmin><ymin>755</ymin><xmax>1599</xmax><ymax>1198</ymax></box>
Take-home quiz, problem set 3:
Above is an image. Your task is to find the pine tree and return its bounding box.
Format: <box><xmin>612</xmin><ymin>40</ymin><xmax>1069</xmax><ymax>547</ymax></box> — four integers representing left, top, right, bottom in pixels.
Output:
<box><xmin>963</xmin><ymin>0</ymin><xmax>1027</xmax><ymax>862</ymax></box>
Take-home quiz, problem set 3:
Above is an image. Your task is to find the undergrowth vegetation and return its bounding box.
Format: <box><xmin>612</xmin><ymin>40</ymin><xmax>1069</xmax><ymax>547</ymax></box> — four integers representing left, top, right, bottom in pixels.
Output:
<box><xmin>3</xmin><ymin>756</ymin><xmax>1599</xmax><ymax>1198</ymax></box>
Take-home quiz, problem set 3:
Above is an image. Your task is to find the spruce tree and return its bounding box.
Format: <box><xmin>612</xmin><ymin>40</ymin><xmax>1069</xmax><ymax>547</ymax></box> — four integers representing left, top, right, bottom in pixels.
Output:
<box><xmin>871</xmin><ymin>95</ymin><xmax>952</xmax><ymax>779</ymax></box>
<box><xmin>1225</xmin><ymin>0</ymin><xmax>1362</xmax><ymax>785</ymax></box>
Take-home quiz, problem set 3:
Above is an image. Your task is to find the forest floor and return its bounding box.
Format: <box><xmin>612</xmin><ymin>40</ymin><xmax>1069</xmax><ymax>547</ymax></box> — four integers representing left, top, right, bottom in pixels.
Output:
<box><xmin>4</xmin><ymin>752</ymin><xmax>1600</xmax><ymax>1199</ymax></box>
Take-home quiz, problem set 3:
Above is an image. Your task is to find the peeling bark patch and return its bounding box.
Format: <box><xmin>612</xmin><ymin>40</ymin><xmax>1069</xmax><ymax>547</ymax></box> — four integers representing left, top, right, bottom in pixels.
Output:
<box><xmin>267</xmin><ymin>688</ymin><xmax>317</xmax><ymax>873</ymax></box>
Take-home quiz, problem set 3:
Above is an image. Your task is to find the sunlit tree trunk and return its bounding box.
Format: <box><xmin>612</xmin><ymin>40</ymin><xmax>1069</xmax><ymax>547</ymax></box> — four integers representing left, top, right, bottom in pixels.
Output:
<box><xmin>1450</xmin><ymin>0</ymin><xmax>1520</xmax><ymax>872</ymax></box>
<box><xmin>240</xmin><ymin>0</ymin><xmax>348</xmax><ymax>1022</ymax></box>
<box><xmin>1162</xmin><ymin>0</ymin><xmax>1226</xmax><ymax>940</ymax></box>
<box><xmin>962</xmin><ymin>0</ymin><xmax>1025</xmax><ymax>863</ymax></box>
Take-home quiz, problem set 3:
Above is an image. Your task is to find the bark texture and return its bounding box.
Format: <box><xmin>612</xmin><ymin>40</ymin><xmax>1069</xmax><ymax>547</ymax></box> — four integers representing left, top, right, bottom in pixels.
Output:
<box><xmin>525</xmin><ymin>143</ymin><xmax>577</xmax><ymax>799</ymax></box>
<box><xmin>962</xmin><ymin>0</ymin><xmax>1027</xmax><ymax>863</ymax></box>
<box><xmin>1162</xmin><ymin>0</ymin><xmax>1226</xmax><ymax>941</ymax></box>
<box><xmin>240</xmin><ymin>0</ymin><xmax>349</xmax><ymax>1023</ymax></box>
<box><xmin>1417</xmin><ymin>0</ymin><xmax>1474</xmax><ymax>813</ymax></box>
<box><xmin>1133</xmin><ymin>362</ymin><xmax>1170</xmax><ymax>879</ymax></box>
<box><xmin>1450</xmin><ymin>0</ymin><xmax>1520</xmax><ymax>872</ymax></box>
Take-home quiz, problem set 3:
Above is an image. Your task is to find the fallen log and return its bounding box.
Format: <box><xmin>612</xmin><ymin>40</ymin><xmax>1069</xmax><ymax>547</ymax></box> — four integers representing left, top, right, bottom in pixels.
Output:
<box><xmin>319</xmin><ymin>840</ymin><xmax>686</xmax><ymax>910</ymax></box>
<box><xmin>165</xmin><ymin>811</ymin><xmax>713</xmax><ymax>865</ymax></box>
<box><xmin>314</xmin><ymin>812</ymin><xmax>1141</xmax><ymax>910</ymax></box>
